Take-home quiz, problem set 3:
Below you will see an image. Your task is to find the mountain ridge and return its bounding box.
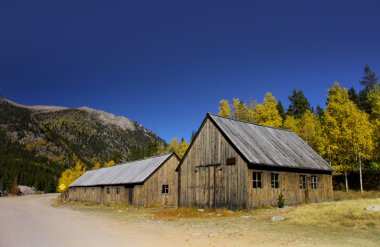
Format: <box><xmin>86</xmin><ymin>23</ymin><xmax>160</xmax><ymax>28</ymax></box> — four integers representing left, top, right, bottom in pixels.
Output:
<box><xmin>0</xmin><ymin>97</ymin><xmax>166</xmax><ymax>192</ymax></box>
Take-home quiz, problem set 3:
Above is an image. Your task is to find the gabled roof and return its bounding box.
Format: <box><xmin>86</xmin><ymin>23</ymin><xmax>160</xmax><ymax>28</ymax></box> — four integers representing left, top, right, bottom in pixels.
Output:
<box><xmin>208</xmin><ymin>114</ymin><xmax>332</xmax><ymax>172</ymax></box>
<box><xmin>70</xmin><ymin>153</ymin><xmax>178</xmax><ymax>187</ymax></box>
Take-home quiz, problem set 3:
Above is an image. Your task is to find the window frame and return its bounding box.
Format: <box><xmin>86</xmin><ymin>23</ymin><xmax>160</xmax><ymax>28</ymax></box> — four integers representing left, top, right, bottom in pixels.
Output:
<box><xmin>162</xmin><ymin>184</ymin><xmax>169</xmax><ymax>194</ymax></box>
<box><xmin>106</xmin><ymin>187</ymin><xmax>110</xmax><ymax>194</ymax></box>
<box><xmin>299</xmin><ymin>175</ymin><xmax>307</xmax><ymax>189</ymax></box>
<box><xmin>252</xmin><ymin>172</ymin><xmax>262</xmax><ymax>189</ymax></box>
<box><xmin>311</xmin><ymin>176</ymin><xmax>318</xmax><ymax>189</ymax></box>
<box><xmin>271</xmin><ymin>173</ymin><xmax>280</xmax><ymax>189</ymax></box>
<box><xmin>116</xmin><ymin>187</ymin><xmax>120</xmax><ymax>194</ymax></box>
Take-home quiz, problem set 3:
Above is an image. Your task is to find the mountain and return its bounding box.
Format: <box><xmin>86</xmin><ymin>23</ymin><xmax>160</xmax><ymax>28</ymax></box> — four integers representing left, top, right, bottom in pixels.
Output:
<box><xmin>0</xmin><ymin>97</ymin><xmax>165</xmax><ymax>192</ymax></box>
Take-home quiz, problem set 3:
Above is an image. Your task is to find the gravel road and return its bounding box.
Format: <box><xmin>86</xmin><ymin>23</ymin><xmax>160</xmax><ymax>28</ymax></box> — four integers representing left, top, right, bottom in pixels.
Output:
<box><xmin>1</xmin><ymin>194</ymin><xmax>376</xmax><ymax>247</ymax></box>
<box><xmin>0</xmin><ymin>194</ymin><xmax>175</xmax><ymax>247</ymax></box>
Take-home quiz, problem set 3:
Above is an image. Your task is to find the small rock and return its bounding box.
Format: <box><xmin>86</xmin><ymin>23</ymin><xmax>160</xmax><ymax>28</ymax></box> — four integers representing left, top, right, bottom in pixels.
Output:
<box><xmin>271</xmin><ymin>215</ymin><xmax>285</xmax><ymax>222</ymax></box>
<box><xmin>365</xmin><ymin>205</ymin><xmax>380</xmax><ymax>212</ymax></box>
<box><xmin>208</xmin><ymin>233</ymin><xmax>217</xmax><ymax>238</ymax></box>
<box><xmin>241</xmin><ymin>215</ymin><xmax>251</xmax><ymax>218</ymax></box>
<box><xmin>216</xmin><ymin>214</ymin><xmax>221</xmax><ymax>217</ymax></box>
<box><xmin>117</xmin><ymin>210</ymin><xmax>123</xmax><ymax>213</ymax></box>
<box><xmin>198</xmin><ymin>208</ymin><xmax>205</xmax><ymax>213</ymax></box>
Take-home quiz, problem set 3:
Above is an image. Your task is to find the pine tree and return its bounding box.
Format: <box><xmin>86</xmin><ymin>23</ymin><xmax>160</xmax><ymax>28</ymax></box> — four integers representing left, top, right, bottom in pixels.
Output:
<box><xmin>190</xmin><ymin>130</ymin><xmax>197</xmax><ymax>142</ymax></box>
<box><xmin>367</xmin><ymin>85</ymin><xmax>380</xmax><ymax>167</ymax></box>
<box><xmin>218</xmin><ymin>99</ymin><xmax>231</xmax><ymax>117</ymax></box>
<box><xmin>316</xmin><ymin>105</ymin><xmax>325</xmax><ymax>120</ymax></box>
<box><xmin>287</xmin><ymin>89</ymin><xmax>311</xmax><ymax>118</ymax></box>
<box><xmin>360</xmin><ymin>64</ymin><xmax>379</xmax><ymax>89</ymax></box>
<box><xmin>276</xmin><ymin>101</ymin><xmax>286</xmax><ymax>122</ymax></box>
<box><xmin>348</xmin><ymin>87</ymin><xmax>359</xmax><ymax>107</ymax></box>
<box><xmin>358</xmin><ymin>65</ymin><xmax>379</xmax><ymax>114</ymax></box>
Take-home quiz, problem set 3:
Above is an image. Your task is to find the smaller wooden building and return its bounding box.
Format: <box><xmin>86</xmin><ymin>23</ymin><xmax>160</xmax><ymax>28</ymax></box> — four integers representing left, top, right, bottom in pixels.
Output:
<box><xmin>69</xmin><ymin>153</ymin><xmax>180</xmax><ymax>207</ymax></box>
<box><xmin>177</xmin><ymin>114</ymin><xmax>333</xmax><ymax>210</ymax></box>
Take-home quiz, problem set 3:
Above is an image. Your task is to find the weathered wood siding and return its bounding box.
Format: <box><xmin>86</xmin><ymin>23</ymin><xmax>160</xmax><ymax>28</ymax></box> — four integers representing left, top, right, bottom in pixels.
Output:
<box><xmin>178</xmin><ymin>117</ymin><xmax>333</xmax><ymax>209</ymax></box>
<box><xmin>248</xmin><ymin>170</ymin><xmax>333</xmax><ymax>207</ymax></box>
<box><xmin>132</xmin><ymin>155</ymin><xmax>178</xmax><ymax>207</ymax></box>
<box><xmin>68</xmin><ymin>155</ymin><xmax>179</xmax><ymax>207</ymax></box>
<box><xmin>68</xmin><ymin>186</ymin><xmax>132</xmax><ymax>204</ymax></box>
<box><xmin>179</xmin><ymin>118</ymin><xmax>249</xmax><ymax>210</ymax></box>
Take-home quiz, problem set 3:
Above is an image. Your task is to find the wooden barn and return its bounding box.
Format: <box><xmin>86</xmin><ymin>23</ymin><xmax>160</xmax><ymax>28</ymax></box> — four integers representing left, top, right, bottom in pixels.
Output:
<box><xmin>177</xmin><ymin>114</ymin><xmax>333</xmax><ymax>209</ymax></box>
<box><xmin>69</xmin><ymin>153</ymin><xmax>180</xmax><ymax>207</ymax></box>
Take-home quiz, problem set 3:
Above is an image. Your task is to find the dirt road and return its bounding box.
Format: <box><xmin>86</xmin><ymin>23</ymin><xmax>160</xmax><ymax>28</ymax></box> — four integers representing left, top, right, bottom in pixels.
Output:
<box><xmin>0</xmin><ymin>194</ymin><xmax>377</xmax><ymax>247</ymax></box>
<box><xmin>0</xmin><ymin>194</ymin><xmax>184</xmax><ymax>247</ymax></box>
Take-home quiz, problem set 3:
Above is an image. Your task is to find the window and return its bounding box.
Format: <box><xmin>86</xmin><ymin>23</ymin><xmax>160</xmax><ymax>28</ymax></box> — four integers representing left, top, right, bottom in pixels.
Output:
<box><xmin>162</xmin><ymin>185</ymin><xmax>169</xmax><ymax>194</ymax></box>
<box><xmin>253</xmin><ymin>172</ymin><xmax>262</xmax><ymax>188</ymax></box>
<box><xmin>299</xmin><ymin>175</ymin><xmax>307</xmax><ymax>189</ymax></box>
<box><xmin>311</xmin><ymin>176</ymin><xmax>318</xmax><ymax>189</ymax></box>
<box><xmin>271</xmin><ymin>173</ymin><xmax>279</xmax><ymax>188</ymax></box>
<box><xmin>106</xmin><ymin>187</ymin><xmax>110</xmax><ymax>194</ymax></box>
<box><xmin>116</xmin><ymin>187</ymin><xmax>120</xmax><ymax>194</ymax></box>
<box><xmin>84</xmin><ymin>188</ymin><xmax>87</xmax><ymax>193</ymax></box>
<box><xmin>92</xmin><ymin>188</ymin><xmax>95</xmax><ymax>195</ymax></box>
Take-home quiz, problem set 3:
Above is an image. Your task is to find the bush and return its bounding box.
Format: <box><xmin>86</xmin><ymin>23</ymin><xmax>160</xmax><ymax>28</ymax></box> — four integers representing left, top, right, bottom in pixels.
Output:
<box><xmin>278</xmin><ymin>192</ymin><xmax>285</xmax><ymax>208</ymax></box>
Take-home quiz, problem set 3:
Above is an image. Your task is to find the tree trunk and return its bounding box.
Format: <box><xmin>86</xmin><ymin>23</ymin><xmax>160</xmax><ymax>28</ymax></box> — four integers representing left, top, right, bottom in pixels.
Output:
<box><xmin>344</xmin><ymin>172</ymin><xmax>349</xmax><ymax>192</ymax></box>
<box><xmin>359</xmin><ymin>159</ymin><xmax>363</xmax><ymax>193</ymax></box>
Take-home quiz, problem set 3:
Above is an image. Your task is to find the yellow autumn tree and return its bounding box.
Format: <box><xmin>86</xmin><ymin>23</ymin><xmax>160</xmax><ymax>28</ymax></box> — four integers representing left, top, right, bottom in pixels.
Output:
<box><xmin>177</xmin><ymin>138</ymin><xmax>189</xmax><ymax>158</ymax></box>
<box><xmin>283</xmin><ymin>115</ymin><xmax>299</xmax><ymax>133</ymax></box>
<box><xmin>218</xmin><ymin>99</ymin><xmax>231</xmax><ymax>117</ymax></box>
<box><xmin>58</xmin><ymin>161</ymin><xmax>86</xmax><ymax>192</ymax></box>
<box><xmin>233</xmin><ymin>98</ymin><xmax>248</xmax><ymax>121</ymax></box>
<box><xmin>103</xmin><ymin>160</ymin><xmax>116</xmax><ymax>167</ymax></box>
<box><xmin>167</xmin><ymin>137</ymin><xmax>179</xmax><ymax>153</ymax></box>
<box><xmin>323</xmin><ymin>82</ymin><xmax>373</xmax><ymax>191</ymax></box>
<box><xmin>93</xmin><ymin>162</ymin><xmax>102</xmax><ymax>170</ymax></box>
<box><xmin>254</xmin><ymin>92</ymin><xmax>283</xmax><ymax>127</ymax></box>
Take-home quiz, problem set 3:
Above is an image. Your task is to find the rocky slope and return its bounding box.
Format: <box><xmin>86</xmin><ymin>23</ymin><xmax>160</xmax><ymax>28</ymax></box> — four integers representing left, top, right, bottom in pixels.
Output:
<box><xmin>0</xmin><ymin>97</ymin><xmax>165</xmax><ymax>192</ymax></box>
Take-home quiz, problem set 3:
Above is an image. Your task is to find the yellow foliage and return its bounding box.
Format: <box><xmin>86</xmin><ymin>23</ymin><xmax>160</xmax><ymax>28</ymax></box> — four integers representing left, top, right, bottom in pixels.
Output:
<box><xmin>253</xmin><ymin>92</ymin><xmax>282</xmax><ymax>127</ymax></box>
<box><xmin>283</xmin><ymin>115</ymin><xmax>299</xmax><ymax>133</ymax></box>
<box><xmin>323</xmin><ymin>82</ymin><xmax>374</xmax><ymax>172</ymax></box>
<box><xmin>93</xmin><ymin>162</ymin><xmax>102</xmax><ymax>170</ymax></box>
<box><xmin>167</xmin><ymin>137</ymin><xmax>179</xmax><ymax>153</ymax></box>
<box><xmin>166</xmin><ymin>137</ymin><xmax>188</xmax><ymax>158</ymax></box>
<box><xmin>233</xmin><ymin>98</ymin><xmax>248</xmax><ymax>121</ymax></box>
<box><xmin>103</xmin><ymin>160</ymin><xmax>116</xmax><ymax>167</ymax></box>
<box><xmin>177</xmin><ymin>139</ymin><xmax>189</xmax><ymax>158</ymax></box>
<box><xmin>58</xmin><ymin>161</ymin><xmax>86</xmax><ymax>192</ymax></box>
<box><xmin>218</xmin><ymin>99</ymin><xmax>231</xmax><ymax>118</ymax></box>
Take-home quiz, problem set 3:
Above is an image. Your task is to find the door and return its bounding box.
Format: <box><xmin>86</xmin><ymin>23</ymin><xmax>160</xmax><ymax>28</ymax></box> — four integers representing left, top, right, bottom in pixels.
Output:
<box><xmin>197</xmin><ymin>166</ymin><xmax>217</xmax><ymax>209</ymax></box>
<box><xmin>125</xmin><ymin>185</ymin><xmax>134</xmax><ymax>205</ymax></box>
<box><xmin>99</xmin><ymin>186</ymin><xmax>104</xmax><ymax>204</ymax></box>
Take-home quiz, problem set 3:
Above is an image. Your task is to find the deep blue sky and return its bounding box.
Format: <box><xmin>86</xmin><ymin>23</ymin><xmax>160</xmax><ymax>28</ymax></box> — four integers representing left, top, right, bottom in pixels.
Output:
<box><xmin>1</xmin><ymin>1</ymin><xmax>380</xmax><ymax>142</ymax></box>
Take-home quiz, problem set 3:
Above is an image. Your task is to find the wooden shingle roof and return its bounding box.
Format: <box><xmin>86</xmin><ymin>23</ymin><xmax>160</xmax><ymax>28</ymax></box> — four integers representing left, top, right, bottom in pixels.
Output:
<box><xmin>209</xmin><ymin>114</ymin><xmax>332</xmax><ymax>172</ymax></box>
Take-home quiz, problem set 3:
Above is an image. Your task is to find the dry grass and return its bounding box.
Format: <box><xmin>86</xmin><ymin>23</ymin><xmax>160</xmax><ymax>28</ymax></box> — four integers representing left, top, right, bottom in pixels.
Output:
<box><xmin>153</xmin><ymin>207</ymin><xmax>242</xmax><ymax>221</ymax></box>
<box><xmin>281</xmin><ymin>196</ymin><xmax>380</xmax><ymax>230</ymax></box>
<box><xmin>333</xmin><ymin>190</ymin><xmax>380</xmax><ymax>201</ymax></box>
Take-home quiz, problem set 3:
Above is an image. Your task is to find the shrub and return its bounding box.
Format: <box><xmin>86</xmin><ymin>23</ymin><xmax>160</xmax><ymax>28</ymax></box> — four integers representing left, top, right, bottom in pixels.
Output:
<box><xmin>278</xmin><ymin>192</ymin><xmax>285</xmax><ymax>208</ymax></box>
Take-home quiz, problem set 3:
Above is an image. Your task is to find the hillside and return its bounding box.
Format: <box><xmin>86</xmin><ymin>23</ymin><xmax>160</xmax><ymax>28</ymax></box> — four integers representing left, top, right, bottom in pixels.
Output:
<box><xmin>0</xmin><ymin>98</ymin><xmax>165</xmax><ymax>192</ymax></box>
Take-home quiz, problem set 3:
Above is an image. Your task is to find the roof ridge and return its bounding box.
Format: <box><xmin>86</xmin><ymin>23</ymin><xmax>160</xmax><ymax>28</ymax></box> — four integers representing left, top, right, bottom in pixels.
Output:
<box><xmin>207</xmin><ymin>113</ymin><xmax>294</xmax><ymax>132</ymax></box>
<box><xmin>91</xmin><ymin>152</ymin><xmax>173</xmax><ymax>171</ymax></box>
